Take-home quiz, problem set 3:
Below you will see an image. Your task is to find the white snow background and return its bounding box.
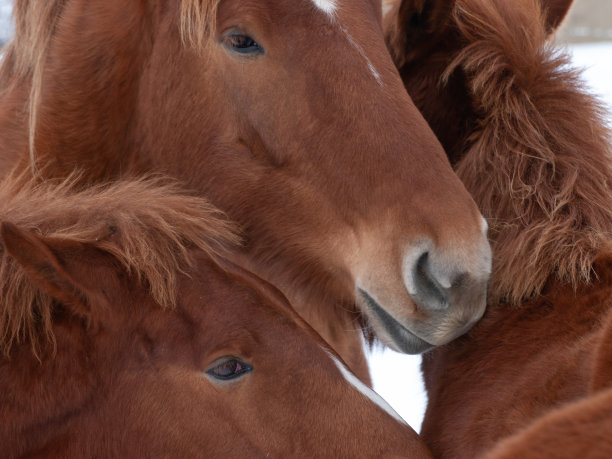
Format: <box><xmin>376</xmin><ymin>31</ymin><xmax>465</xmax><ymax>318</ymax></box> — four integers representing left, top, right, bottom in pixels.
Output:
<box><xmin>0</xmin><ymin>0</ymin><xmax>611</xmax><ymax>433</ymax></box>
<box><xmin>0</xmin><ymin>0</ymin><xmax>12</xmax><ymax>46</ymax></box>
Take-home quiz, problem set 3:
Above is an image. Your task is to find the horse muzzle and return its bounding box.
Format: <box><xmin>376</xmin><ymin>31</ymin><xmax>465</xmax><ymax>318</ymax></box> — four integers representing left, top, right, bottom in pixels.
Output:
<box><xmin>354</xmin><ymin>235</ymin><xmax>491</xmax><ymax>353</ymax></box>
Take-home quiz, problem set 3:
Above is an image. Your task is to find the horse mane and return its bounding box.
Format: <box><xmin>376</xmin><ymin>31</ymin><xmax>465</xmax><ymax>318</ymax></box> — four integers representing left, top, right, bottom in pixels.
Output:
<box><xmin>0</xmin><ymin>0</ymin><xmax>218</xmax><ymax>168</ymax></box>
<box><xmin>0</xmin><ymin>173</ymin><xmax>239</xmax><ymax>357</ymax></box>
<box><xmin>445</xmin><ymin>0</ymin><xmax>612</xmax><ymax>304</ymax></box>
<box><xmin>179</xmin><ymin>0</ymin><xmax>219</xmax><ymax>48</ymax></box>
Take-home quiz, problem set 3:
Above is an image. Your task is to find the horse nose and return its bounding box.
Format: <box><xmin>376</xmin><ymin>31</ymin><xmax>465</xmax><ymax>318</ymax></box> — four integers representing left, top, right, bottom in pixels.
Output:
<box><xmin>402</xmin><ymin>237</ymin><xmax>491</xmax><ymax>345</ymax></box>
<box><xmin>350</xmin><ymin>215</ymin><xmax>491</xmax><ymax>354</ymax></box>
<box><xmin>409</xmin><ymin>251</ymin><xmax>451</xmax><ymax>311</ymax></box>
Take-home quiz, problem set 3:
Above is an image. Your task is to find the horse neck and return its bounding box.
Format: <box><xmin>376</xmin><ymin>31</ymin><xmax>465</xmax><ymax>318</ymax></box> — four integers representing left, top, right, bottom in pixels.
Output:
<box><xmin>0</xmin><ymin>77</ymin><xmax>31</xmax><ymax>177</ymax></box>
<box><xmin>3</xmin><ymin>5</ymin><xmax>152</xmax><ymax>182</ymax></box>
<box><xmin>448</xmin><ymin>0</ymin><xmax>612</xmax><ymax>305</ymax></box>
<box><xmin>591</xmin><ymin>254</ymin><xmax>612</xmax><ymax>391</ymax></box>
<box><xmin>42</xmin><ymin>55</ymin><xmax>144</xmax><ymax>180</ymax></box>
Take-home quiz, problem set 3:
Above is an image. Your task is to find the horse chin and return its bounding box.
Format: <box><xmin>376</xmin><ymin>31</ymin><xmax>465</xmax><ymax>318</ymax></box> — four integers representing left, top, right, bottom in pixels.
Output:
<box><xmin>358</xmin><ymin>288</ymin><xmax>436</xmax><ymax>354</ymax></box>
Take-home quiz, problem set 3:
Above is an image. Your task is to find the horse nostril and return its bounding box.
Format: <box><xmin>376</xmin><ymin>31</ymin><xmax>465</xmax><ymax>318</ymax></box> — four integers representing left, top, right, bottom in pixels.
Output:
<box><xmin>413</xmin><ymin>252</ymin><xmax>449</xmax><ymax>311</ymax></box>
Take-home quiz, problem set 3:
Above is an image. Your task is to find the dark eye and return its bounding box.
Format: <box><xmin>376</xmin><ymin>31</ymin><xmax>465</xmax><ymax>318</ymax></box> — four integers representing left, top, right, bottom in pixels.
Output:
<box><xmin>223</xmin><ymin>34</ymin><xmax>264</xmax><ymax>55</ymax></box>
<box><xmin>206</xmin><ymin>358</ymin><xmax>253</xmax><ymax>381</ymax></box>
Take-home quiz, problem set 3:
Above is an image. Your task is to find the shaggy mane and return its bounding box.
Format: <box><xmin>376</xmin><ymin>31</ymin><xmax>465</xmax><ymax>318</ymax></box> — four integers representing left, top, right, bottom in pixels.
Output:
<box><xmin>447</xmin><ymin>0</ymin><xmax>612</xmax><ymax>304</ymax></box>
<box><xmin>0</xmin><ymin>173</ymin><xmax>238</xmax><ymax>357</ymax></box>
<box><xmin>0</xmin><ymin>0</ymin><xmax>218</xmax><ymax>167</ymax></box>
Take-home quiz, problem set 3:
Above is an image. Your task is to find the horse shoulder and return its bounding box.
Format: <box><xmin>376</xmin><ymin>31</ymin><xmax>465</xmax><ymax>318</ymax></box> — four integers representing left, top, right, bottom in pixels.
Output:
<box><xmin>589</xmin><ymin>252</ymin><xmax>612</xmax><ymax>392</ymax></box>
<box><xmin>482</xmin><ymin>386</ymin><xmax>612</xmax><ymax>459</ymax></box>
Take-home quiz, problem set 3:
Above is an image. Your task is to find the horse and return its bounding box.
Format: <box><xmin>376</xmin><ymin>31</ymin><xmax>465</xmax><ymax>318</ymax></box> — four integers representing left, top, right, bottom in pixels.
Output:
<box><xmin>384</xmin><ymin>0</ymin><xmax>612</xmax><ymax>456</ymax></box>
<box><xmin>0</xmin><ymin>0</ymin><xmax>492</xmax><ymax>384</ymax></box>
<box><xmin>482</xmin><ymin>385</ymin><xmax>612</xmax><ymax>459</ymax></box>
<box><xmin>0</xmin><ymin>174</ymin><xmax>433</xmax><ymax>458</ymax></box>
<box><xmin>482</xmin><ymin>292</ymin><xmax>612</xmax><ymax>458</ymax></box>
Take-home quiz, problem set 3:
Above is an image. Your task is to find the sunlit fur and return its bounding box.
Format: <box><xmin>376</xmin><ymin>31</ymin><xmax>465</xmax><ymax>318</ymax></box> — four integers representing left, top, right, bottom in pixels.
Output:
<box><xmin>0</xmin><ymin>175</ymin><xmax>431</xmax><ymax>457</ymax></box>
<box><xmin>179</xmin><ymin>0</ymin><xmax>219</xmax><ymax>49</ymax></box>
<box><xmin>0</xmin><ymin>0</ymin><xmax>491</xmax><ymax>383</ymax></box>
<box><xmin>385</xmin><ymin>0</ymin><xmax>612</xmax><ymax>457</ymax></box>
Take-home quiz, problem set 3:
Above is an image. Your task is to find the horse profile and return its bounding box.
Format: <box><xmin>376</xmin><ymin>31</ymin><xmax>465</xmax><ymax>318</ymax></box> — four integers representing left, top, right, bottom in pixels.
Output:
<box><xmin>0</xmin><ymin>0</ymin><xmax>492</xmax><ymax>383</ymax></box>
<box><xmin>385</xmin><ymin>0</ymin><xmax>612</xmax><ymax>456</ymax></box>
<box><xmin>0</xmin><ymin>174</ymin><xmax>432</xmax><ymax>458</ymax></box>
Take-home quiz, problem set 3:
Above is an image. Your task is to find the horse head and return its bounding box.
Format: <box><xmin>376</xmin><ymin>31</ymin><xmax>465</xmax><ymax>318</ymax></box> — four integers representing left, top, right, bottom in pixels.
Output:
<box><xmin>2</xmin><ymin>0</ymin><xmax>492</xmax><ymax>365</ymax></box>
<box><xmin>0</xmin><ymin>177</ymin><xmax>432</xmax><ymax>457</ymax></box>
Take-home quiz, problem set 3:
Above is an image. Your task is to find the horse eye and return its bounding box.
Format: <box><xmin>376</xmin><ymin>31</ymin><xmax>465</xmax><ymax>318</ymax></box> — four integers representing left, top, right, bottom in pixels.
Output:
<box><xmin>223</xmin><ymin>34</ymin><xmax>264</xmax><ymax>55</ymax></box>
<box><xmin>206</xmin><ymin>358</ymin><xmax>253</xmax><ymax>381</ymax></box>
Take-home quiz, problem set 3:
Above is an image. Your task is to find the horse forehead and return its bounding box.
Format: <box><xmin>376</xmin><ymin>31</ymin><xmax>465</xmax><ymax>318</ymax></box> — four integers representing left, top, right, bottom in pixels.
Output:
<box><xmin>307</xmin><ymin>0</ymin><xmax>383</xmax><ymax>86</ymax></box>
<box><xmin>311</xmin><ymin>0</ymin><xmax>339</xmax><ymax>16</ymax></box>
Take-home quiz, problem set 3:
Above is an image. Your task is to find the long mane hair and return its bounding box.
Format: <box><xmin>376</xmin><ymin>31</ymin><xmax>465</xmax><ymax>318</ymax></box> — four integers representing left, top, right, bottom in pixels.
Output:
<box><xmin>438</xmin><ymin>0</ymin><xmax>612</xmax><ymax>303</ymax></box>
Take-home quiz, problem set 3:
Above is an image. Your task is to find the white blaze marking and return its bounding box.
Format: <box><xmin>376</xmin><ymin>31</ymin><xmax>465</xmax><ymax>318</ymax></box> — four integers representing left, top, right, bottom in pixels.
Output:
<box><xmin>310</xmin><ymin>0</ymin><xmax>383</xmax><ymax>85</ymax></box>
<box><xmin>339</xmin><ymin>26</ymin><xmax>383</xmax><ymax>86</ymax></box>
<box><xmin>311</xmin><ymin>0</ymin><xmax>338</xmax><ymax>16</ymax></box>
<box><xmin>326</xmin><ymin>350</ymin><xmax>408</xmax><ymax>425</ymax></box>
<box><xmin>368</xmin><ymin>63</ymin><xmax>382</xmax><ymax>84</ymax></box>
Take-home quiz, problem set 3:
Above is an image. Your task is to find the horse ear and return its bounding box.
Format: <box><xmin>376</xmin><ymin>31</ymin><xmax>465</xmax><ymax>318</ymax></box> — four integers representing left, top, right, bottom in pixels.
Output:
<box><xmin>541</xmin><ymin>0</ymin><xmax>574</xmax><ymax>35</ymax></box>
<box><xmin>0</xmin><ymin>222</ymin><xmax>93</xmax><ymax>316</ymax></box>
<box><xmin>384</xmin><ymin>0</ymin><xmax>456</xmax><ymax>67</ymax></box>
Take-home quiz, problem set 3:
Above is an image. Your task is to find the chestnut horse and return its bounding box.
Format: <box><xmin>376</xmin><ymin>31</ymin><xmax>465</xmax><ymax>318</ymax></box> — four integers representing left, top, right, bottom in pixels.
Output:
<box><xmin>483</xmin><ymin>296</ymin><xmax>612</xmax><ymax>459</ymax></box>
<box><xmin>385</xmin><ymin>0</ymin><xmax>612</xmax><ymax>456</ymax></box>
<box><xmin>0</xmin><ymin>175</ymin><xmax>432</xmax><ymax>458</ymax></box>
<box><xmin>0</xmin><ymin>0</ymin><xmax>492</xmax><ymax>384</ymax></box>
<box><xmin>482</xmin><ymin>387</ymin><xmax>612</xmax><ymax>459</ymax></box>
